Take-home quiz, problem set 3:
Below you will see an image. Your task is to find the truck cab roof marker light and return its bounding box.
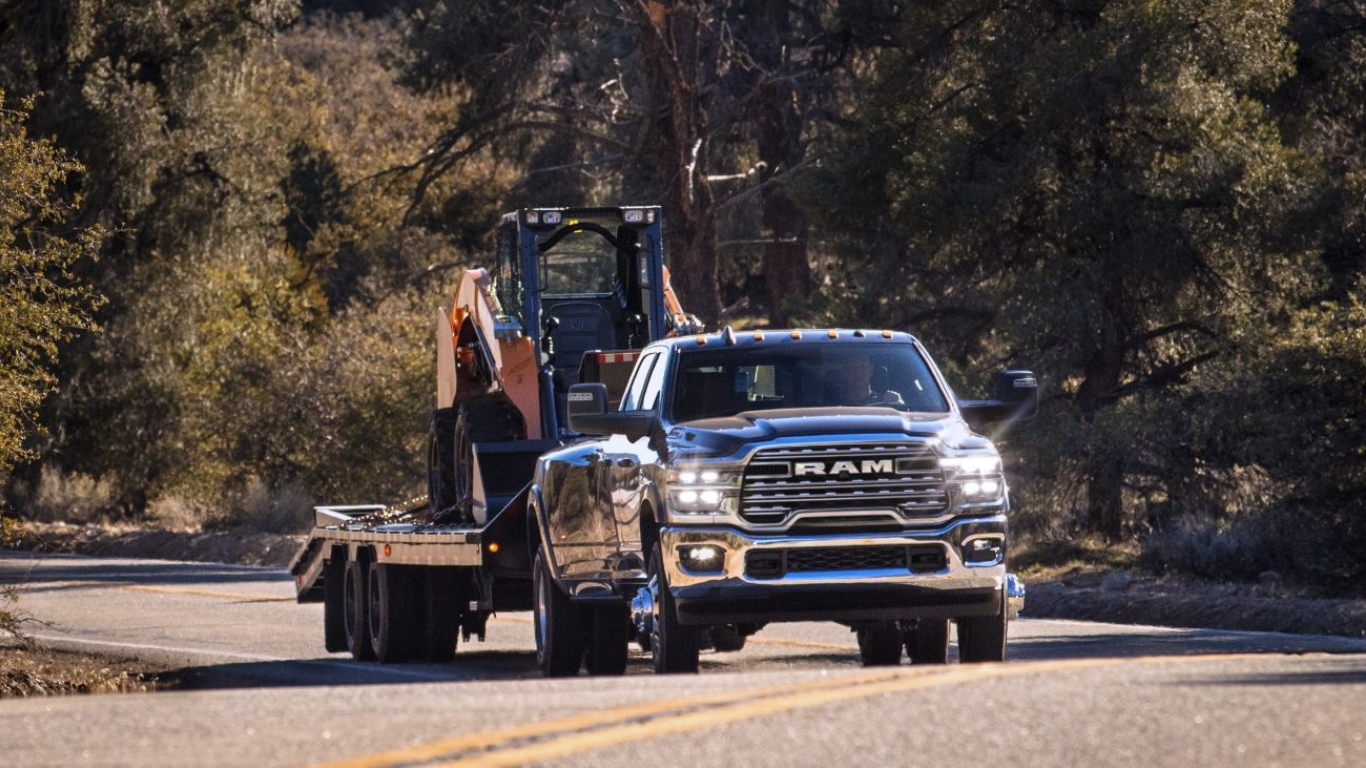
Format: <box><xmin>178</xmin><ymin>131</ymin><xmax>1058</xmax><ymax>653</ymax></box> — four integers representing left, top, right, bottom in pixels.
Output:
<box><xmin>695</xmin><ymin>335</ymin><xmax>707</xmax><ymax>345</ymax></box>
<box><xmin>791</xmin><ymin>331</ymin><xmax>801</xmax><ymax>339</ymax></box>
<box><xmin>753</xmin><ymin>331</ymin><xmax>765</xmax><ymax>341</ymax></box>
<box><xmin>882</xmin><ymin>330</ymin><xmax>892</xmax><ymax>338</ymax></box>
<box><xmin>827</xmin><ymin>329</ymin><xmax>838</xmax><ymax>338</ymax></box>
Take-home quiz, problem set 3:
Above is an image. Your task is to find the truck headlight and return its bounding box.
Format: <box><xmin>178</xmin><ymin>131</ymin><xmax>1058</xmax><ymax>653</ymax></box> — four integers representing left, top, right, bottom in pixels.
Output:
<box><xmin>939</xmin><ymin>455</ymin><xmax>1005</xmax><ymax>502</ymax></box>
<box><xmin>667</xmin><ymin>465</ymin><xmax>740</xmax><ymax>514</ymax></box>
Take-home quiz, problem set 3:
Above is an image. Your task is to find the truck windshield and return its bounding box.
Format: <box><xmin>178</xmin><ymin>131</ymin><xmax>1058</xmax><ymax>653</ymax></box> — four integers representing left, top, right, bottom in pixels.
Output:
<box><xmin>669</xmin><ymin>343</ymin><xmax>950</xmax><ymax>422</ymax></box>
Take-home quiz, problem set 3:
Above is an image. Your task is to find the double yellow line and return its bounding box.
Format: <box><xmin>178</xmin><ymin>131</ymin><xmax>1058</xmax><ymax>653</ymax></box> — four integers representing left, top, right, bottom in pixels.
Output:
<box><xmin>321</xmin><ymin>653</ymin><xmax>1291</xmax><ymax>768</ymax></box>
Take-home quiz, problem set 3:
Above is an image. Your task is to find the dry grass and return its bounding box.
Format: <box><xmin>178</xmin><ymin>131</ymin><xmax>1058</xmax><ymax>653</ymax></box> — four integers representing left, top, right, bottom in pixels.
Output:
<box><xmin>1012</xmin><ymin>535</ymin><xmax>1141</xmax><ymax>583</ymax></box>
<box><xmin>0</xmin><ymin>645</ymin><xmax>171</xmax><ymax>698</ymax></box>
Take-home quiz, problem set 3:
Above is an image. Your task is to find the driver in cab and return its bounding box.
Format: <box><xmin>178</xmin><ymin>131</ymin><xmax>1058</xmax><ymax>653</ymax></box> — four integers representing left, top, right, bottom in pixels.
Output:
<box><xmin>828</xmin><ymin>353</ymin><xmax>904</xmax><ymax>407</ymax></box>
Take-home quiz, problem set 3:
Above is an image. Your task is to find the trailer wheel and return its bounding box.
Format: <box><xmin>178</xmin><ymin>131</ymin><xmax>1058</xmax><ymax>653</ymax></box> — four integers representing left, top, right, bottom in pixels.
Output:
<box><xmin>533</xmin><ymin>548</ymin><xmax>586</xmax><ymax>677</ymax></box>
<box><xmin>905</xmin><ymin>618</ymin><xmax>950</xmax><ymax>665</ymax></box>
<box><xmin>323</xmin><ymin>557</ymin><xmax>347</xmax><ymax>653</ymax></box>
<box><xmin>648</xmin><ymin>543</ymin><xmax>699</xmax><ymax>674</ymax></box>
<box><xmin>343</xmin><ymin>559</ymin><xmax>374</xmax><ymax>661</ymax></box>
<box><xmin>368</xmin><ymin>563</ymin><xmax>419</xmax><ymax>663</ymax></box>
<box><xmin>856</xmin><ymin>624</ymin><xmax>903</xmax><ymax>667</ymax></box>
<box><xmin>957</xmin><ymin>589</ymin><xmax>1008</xmax><ymax>663</ymax></box>
<box><xmin>420</xmin><ymin>567</ymin><xmax>465</xmax><ymax>663</ymax></box>
<box><xmin>585</xmin><ymin>603</ymin><xmax>630</xmax><ymax>676</ymax></box>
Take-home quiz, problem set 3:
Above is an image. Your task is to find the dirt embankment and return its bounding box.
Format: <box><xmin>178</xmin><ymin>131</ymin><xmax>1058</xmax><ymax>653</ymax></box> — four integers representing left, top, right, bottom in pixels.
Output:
<box><xmin>1027</xmin><ymin>571</ymin><xmax>1366</xmax><ymax>640</ymax></box>
<box><xmin>9</xmin><ymin>522</ymin><xmax>304</xmax><ymax>567</ymax></box>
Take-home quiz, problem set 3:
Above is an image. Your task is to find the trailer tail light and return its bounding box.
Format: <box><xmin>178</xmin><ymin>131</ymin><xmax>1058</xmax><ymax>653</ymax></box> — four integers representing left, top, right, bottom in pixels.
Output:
<box><xmin>487</xmin><ymin>542</ymin><xmax>500</xmax><ymax>554</ymax></box>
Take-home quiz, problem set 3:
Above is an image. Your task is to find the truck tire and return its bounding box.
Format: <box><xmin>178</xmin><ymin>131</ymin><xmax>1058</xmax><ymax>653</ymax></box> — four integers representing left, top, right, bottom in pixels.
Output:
<box><xmin>323</xmin><ymin>557</ymin><xmax>347</xmax><ymax>653</ymax></box>
<box><xmin>957</xmin><ymin>590</ymin><xmax>1008</xmax><ymax>663</ymax></box>
<box><xmin>856</xmin><ymin>624</ymin><xmax>903</xmax><ymax>666</ymax></box>
<box><xmin>649</xmin><ymin>544</ymin><xmax>699</xmax><ymax>674</ymax></box>
<box><xmin>344</xmin><ymin>559</ymin><xmax>375</xmax><ymax>661</ymax></box>
<box><xmin>420</xmin><ymin>567</ymin><xmax>464</xmax><ymax>663</ymax></box>
<box><xmin>905</xmin><ymin>618</ymin><xmax>950</xmax><ymax>665</ymax></box>
<box><xmin>585</xmin><ymin>603</ymin><xmax>630</xmax><ymax>676</ymax></box>
<box><xmin>533</xmin><ymin>548</ymin><xmax>586</xmax><ymax>677</ymax></box>
<box><xmin>707</xmin><ymin>625</ymin><xmax>747</xmax><ymax>653</ymax></box>
<box><xmin>368</xmin><ymin>563</ymin><xmax>419</xmax><ymax>663</ymax></box>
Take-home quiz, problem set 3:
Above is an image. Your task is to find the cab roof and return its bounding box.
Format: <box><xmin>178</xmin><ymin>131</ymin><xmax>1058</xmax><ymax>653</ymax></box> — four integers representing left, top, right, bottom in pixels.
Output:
<box><xmin>647</xmin><ymin>327</ymin><xmax>922</xmax><ymax>352</ymax></box>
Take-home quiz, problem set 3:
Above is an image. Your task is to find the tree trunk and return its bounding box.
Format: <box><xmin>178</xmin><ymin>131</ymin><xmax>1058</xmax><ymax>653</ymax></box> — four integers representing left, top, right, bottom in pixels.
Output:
<box><xmin>753</xmin><ymin>0</ymin><xmax>811</xmax><ymax>327</ymax></box>
<box><xmin>631</xmin><ymin>0</ymin><xmax>723</xmax><ymax>325</ymax></box>
<box><xmin>1076</xmin><ymin>288</ymin><xmax>1128</xmax><ymax>541</ymax></box>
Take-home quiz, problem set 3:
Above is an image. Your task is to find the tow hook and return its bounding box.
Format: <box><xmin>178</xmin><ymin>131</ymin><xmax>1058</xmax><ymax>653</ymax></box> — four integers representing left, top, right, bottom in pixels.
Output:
<box><xmin>1006</xmin><ymin>573</ymin><xmax>1026</xmax><ymax>620</ymax></box>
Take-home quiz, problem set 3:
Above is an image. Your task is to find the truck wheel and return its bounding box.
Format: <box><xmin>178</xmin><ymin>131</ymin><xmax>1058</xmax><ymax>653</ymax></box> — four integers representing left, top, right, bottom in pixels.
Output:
<box><xmin>368</xmin><ymin>563</ymin><xmax>419</xmax><ymax>663</ymax></box>
<box><xmin>421</xmin><ymin>567</ymin><xmax>464</xmax><ymax>663</ymax></box>
<box><xmin>957</xmin><ymin>590</ymin><xmax>1008</xmax><ymax>663</ymax></box>
<box><xmin>905</xmin><ymin>618</ymin><xmax>950</xmax><ymax>665</ymax></box>
<box><xmin>856</xmin><ymin>624</ymin><xmax>903</xmax><ymax>667</ymax></box>
<box><xmin>343</xmin><ymin>559</ymin><xmax>375</xmax><ymax>661</ymax></box>
<box><xmin>323</xmin><ymin>557</ymin><xmax>347</xmax><ymax>653</ymax></box>
<box><xmin>707</xmin><ymin>625</ymin><xmax>747</xmax><ymax>653</ymax></box>
<box><xmin>533</xmin><ymin>548</ymin><xmax>586</xmax><ymax>677</ymax></box>
<box><xmin>585</xmin><ymin>603</ymin><xmax>630</xmax><ymax>676</ymax></box>
<box><xmin>649</xmin><ymin>544</ymin><xmax>699</xmax><ymax>674</ymax></box>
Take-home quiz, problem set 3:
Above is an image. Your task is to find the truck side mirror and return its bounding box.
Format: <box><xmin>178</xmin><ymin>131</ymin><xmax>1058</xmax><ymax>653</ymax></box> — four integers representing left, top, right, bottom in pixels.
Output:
<box><xmin>567</xmin><ymin>383</ymin><xmax>654</xmax><ymax>440</ymax></box>
<box><xmin>959</xmin><ymin>370</ymin><xmax>1038</xmax><ymax>425</ymax></box>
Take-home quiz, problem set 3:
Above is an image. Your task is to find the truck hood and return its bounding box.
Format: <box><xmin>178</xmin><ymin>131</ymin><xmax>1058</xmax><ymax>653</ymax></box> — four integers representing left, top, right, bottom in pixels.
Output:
<box><xmin>668</xmin><ymin>407</ymin><xmax>989</xmax><ymax>459</ymax></box>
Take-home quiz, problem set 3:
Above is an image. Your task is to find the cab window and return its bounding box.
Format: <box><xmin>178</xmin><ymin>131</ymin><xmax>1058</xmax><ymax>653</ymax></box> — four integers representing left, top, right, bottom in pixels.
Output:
<box><xmin>620</xmin><ymin>352</ymin><xmax>659</xmax><ymax>410</ymax></box>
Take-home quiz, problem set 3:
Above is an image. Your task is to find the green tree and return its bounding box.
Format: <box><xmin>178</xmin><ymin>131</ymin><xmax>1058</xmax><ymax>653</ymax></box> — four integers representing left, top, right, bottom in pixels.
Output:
<box><xmin>0</xmin><ymin>91</ymin><xmax>100</xmax><ymax>636</ymax></box>
<box><xmin>810</xmin><ymin>0</ymin><xmax>1318</xmax><ymax>540</ymax></box>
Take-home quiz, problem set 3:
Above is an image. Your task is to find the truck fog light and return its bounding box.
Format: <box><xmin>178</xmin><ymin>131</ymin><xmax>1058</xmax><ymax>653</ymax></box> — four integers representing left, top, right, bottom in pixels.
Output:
<box><xmin>964</xmin><ymin>537</ymin><xmax>1004</xmax><ymax>564</ymax></box>
<box><xmin>679</xmin><ymin>545</ymin><xmax>725</xmax><ymax>573</ymax></box>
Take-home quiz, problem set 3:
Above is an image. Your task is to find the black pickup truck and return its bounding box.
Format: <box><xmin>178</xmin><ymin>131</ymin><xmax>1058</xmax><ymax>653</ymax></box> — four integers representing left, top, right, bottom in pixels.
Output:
<box><xmin>528</xmin><ymin>327</ymin><xmax>1035</xmax><ymax>675</ymax></box>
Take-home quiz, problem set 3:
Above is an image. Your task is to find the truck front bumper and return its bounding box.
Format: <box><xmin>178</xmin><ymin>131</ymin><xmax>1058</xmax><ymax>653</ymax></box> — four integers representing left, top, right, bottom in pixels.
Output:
<box><xmin>660</xmin><ymin>515</ymin><xmax>1014</xmax><ymax>625</ymax></box>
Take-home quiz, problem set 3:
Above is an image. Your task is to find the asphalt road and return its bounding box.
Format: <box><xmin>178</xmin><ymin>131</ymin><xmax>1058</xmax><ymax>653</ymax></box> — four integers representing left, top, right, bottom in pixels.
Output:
<box><xmin>3</xmin><ymin>551</ymin><xmax>1365</xmax><ymax>767</ymax></box>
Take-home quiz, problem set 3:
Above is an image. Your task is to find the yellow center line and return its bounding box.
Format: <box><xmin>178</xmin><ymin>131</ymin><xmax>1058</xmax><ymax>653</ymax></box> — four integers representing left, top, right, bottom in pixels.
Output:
<box><xmin>315</xmin><ymin>668</ymin><xmax>914</xmax><ymax>768</ymax></box>
<box><xmin>119</xmin><ymin>584</ymin><xmax>293</xmax><ymax>602</ymax></box>
<box><xmin>331</xmin><ymin>652</ymin><xmax>1301</xmax><ymax>768</ymax></box>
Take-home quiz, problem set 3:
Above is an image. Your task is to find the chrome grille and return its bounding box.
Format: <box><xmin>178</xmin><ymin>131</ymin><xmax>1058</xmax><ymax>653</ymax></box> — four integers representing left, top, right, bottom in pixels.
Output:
<box><xmin>739</xmin><ymin>443</ymin><xmax>947</xmax><ymax>525</ymax></box>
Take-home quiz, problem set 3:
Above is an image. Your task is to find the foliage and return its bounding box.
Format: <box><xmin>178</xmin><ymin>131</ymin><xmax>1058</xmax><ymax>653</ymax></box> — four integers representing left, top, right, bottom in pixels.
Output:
<box><xmin>0</xmin><ymin>1</ymin><xmax>1361</xmax><ymax>592</ymax></box>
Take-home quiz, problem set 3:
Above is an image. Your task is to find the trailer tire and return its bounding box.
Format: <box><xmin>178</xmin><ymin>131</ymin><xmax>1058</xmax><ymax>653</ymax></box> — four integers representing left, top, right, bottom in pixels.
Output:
<box><xmin>533</xmin><ymin>548</ymin><xmax>586</xmax><ymax>677</ymax></box>
<box><xmin>344</xmin><ymin>559</ymin><xmax>374</xmax><ymax>661</ymax></box>
<box><xmin>421</xmin><ymin>567</ymin><xmax>464</xmax><ymax>663</ymax></box>
<box><xmin>585</xmin><ymin>603</ymin><xmax>630</xmax><ymax>676</ymax></box>
<box><xmin>368</xmin><ymin>563</ymin><xmax>419</xmax><ymax>663</ymax></box>
<box><xmin>957</xmin><ymin>589</ymin><xmax>1008</xmax><ymax>663</ymax></box>
<box><xmin>905</xmin><ymin>618</ymin><xmax>950</xmax><ymax>665</ymax></box>
<box><xmin>856</xmin><ymin>624</ymin><xmax>903</xmax><ymax>667</ymax></box>
<box><xmin>323</xmin><ymin>557</ymin><xmax>347</xmax><ymax>653</ymax></box>
<box><xmin>649</xmin><ymin>543</ymin><xmax>699</xmax><ymax>674</ymax></box>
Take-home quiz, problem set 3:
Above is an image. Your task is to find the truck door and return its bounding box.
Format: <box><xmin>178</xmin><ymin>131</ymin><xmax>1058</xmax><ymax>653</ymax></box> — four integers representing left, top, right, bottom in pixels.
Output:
<box><xmin>606</xmin><ymin>349</ymin><xmax>667</xmax><ymax>564</ymax></box>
